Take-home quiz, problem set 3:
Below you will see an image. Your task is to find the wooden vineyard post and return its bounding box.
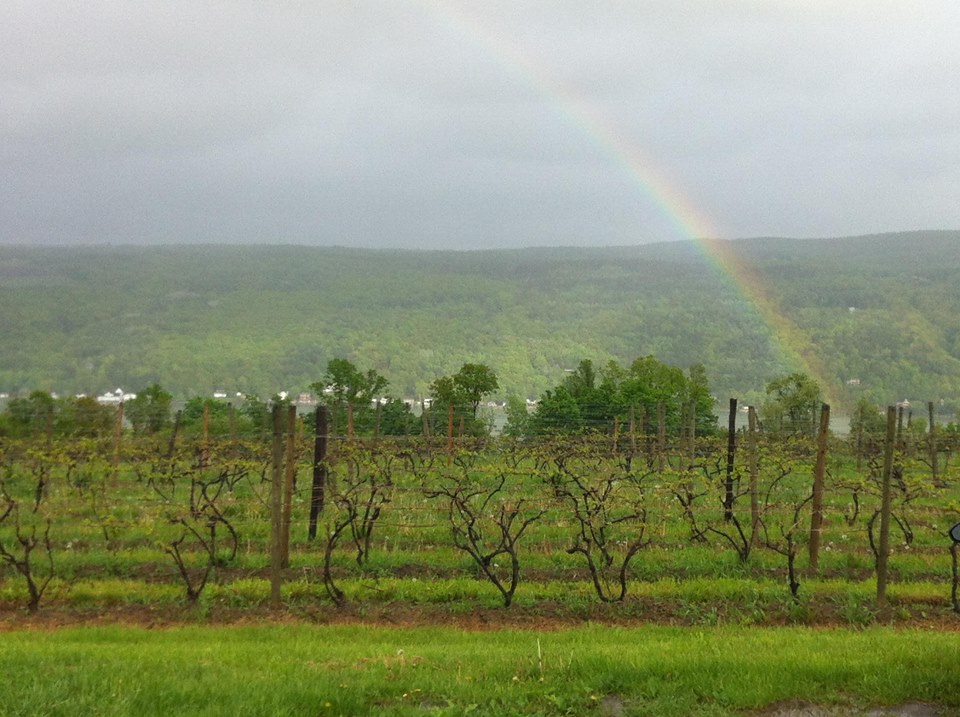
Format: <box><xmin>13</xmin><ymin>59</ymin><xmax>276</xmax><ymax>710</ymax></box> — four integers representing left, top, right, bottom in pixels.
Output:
<box><xmin>346</xmin><ymin>403</ymin><xmax>354</xmax><ymax>440</ymax></box>
<box><xmin>270</xmin><ymin>405</ymin><xmax>284</xmax><ymax>609</ymax></box>
<box><xmin>612</xmin><ymin>415</ymin><xmax>620</xmax><ymax>455</ymax></box>
<box><xmin>809</xmin><ymin>403</ymin><xmax>830</xmax><ymax>571</ymax></box>
<box><xmin>281</xmin><ymin>404</ymin><xmax>296</xmax><ymax>569</ymax></box>
<box><xmin>876</xmin><ymin>405</ymin><xmax>897</xmax><ymax>612</ymax></box>
<box><xmin>724</xmin><ymin>398</ymin><xmax>737</xmax><ymax>521</ymax></box>
<box><xmin>747</xmin><ymin>406</ymin><xmax>760</xmax><ymax>548</ymax></box>
<box><xmin>629</xmin><ymin>405</ymin><xmax>637</xmax><ymax>458</ymax></box>
<box><xmin>227</xmin><ymin>402</ymin><xmax>236</xmax><ymax>441</ymax></box>
<box><xmin>308</xmin><ymin>406</ymin><xmax>328</xmax><ymax>541</ymax></box>
<box><xmin>374</xmin><ymin>399</ymin><xmax>382</xmax><ymax>439</ymax></box>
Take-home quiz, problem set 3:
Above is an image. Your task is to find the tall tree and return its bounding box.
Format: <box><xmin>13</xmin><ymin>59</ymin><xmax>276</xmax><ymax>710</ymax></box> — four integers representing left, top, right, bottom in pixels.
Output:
<box><xmin>849</xmin><ymin>397</ymin><xmax>886</xmax><ymax>436</ymax></box>
<box><xmin>502</xmin><ymin>394</ymin><xmax>532</xmax><ymax>438</ymax></box>
<box><xmin>2</xmin><ymin>391</ymin><xmax>55</xmax><ymax>438</ymax></box>
<box><xmin>428</xmin><ymin>363</ymin><xmax>499</xmax><ymax>435</ymax></box>
<box><xmin>685</xmin><ymin>363</ymin><xmax>718</xmax><ymax>436</ymax></box>
<box><xmin>530</xmin><ymin>386</ymin><xmax>583</xmax><ymax>435</ymax></box>
<box><xmin>125</xmin><ymin>383</ymin><xmax>172</xmax><ymax>435</ymax></box>
<box><xmin>530</xmin><ymin>355</ymin><xmax>718</xmax><ymax>436</ymax></box>
<box><xmin>59</xmin><ymin>396</ymin><xmax>114</xmax><ymax>437</ymax></box>
<box><xmin>762</xmin><ymin>372</ymin><xmax>822</xmax><ymax>436</ymax></box>
<box><xmin>452</xmin><ymin>363</ymin><xmax>499</xmax><ymax>418</ymax></box>
<box><xmin>310</xmin><ymin>358</ymin><xmax>389</xmax><ymax>435</ymax></box>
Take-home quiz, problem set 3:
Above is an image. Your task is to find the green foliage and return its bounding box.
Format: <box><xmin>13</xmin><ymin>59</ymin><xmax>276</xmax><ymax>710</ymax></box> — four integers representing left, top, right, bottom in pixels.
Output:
<box><xmin>3</xmin><ymin>233</ymin><xmax>960</xmax><ymax>409</ymax></box>
<box><xmin>531</xmin><ymin>385</ymin><xmax>584</xmax><ymax>435</ymax></box>
<box><xmin>239</xmin><ymin>393</ymin><xmax>272</xmax><ymax>434</ymax></box>
<box><xmin>0</xmin><ymin>391</ymin><xmax>115</xmax><ymax>439</ymax></box>
<box><xmin>178</xmin><ymin>397</ymin><xmax>236</xmax><ymax>436</ymax></box>
<box><xmin>310</xmin><ymin>358</ymin><xmax>390</xmax><ymax>436</ymax></box>
<box><xmin>314</xmin><ymin>358</ymin><xmax>388</xmax><ymax>407</ymax></box>
<box><xmin>377</xmin><ymin>398</ymin><xmax>421</xmax><ymax>436</ymax></box>
<box><xmin>125</xmin><ymin>384</ymin><xmax>172</xmax><ymax>435</ymax></box>
<box><xmin>452</xmin><ymin>363</ymin><xmax>500</xmax><ymax>416</ymax></box>
<box><xmin>429</xmin><ymin>363</ymin><xmax>500</xmax><ymax>436</ymax></box>
<box><xmin>849</xmin><ymin>397</ymin><xmax>886</xmax><ymax>437</ymax></box>
<box><xmin>58</xmin><ymin>396</ymin><xmax>115</xmax><ymax>438</ymax></box>
<box><xmin>502</xmin><ymin>394</ymin><xmax>532</xmax><ymax>438</ymax></box>
<box><xmin>2</xmin><ymin>390</ymin><xmax>55</xmax><ymax>438</ymax></box>
<box><xmin>3</xmin><ymin>625</ymin><xmax>960</xmax><ymax>716</ymax></box>
<box><xmin>762</xmin><ymin>372</ymin><xmax>822</xmax><ymax>436</ymax></box>
<box><xmin>529</xmin><ymin>356</ymin><xmax>718</xmax><ymax>436</ymax></box>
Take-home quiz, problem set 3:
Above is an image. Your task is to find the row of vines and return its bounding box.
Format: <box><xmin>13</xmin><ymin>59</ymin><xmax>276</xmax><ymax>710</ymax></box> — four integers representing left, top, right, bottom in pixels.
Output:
<box><xmin>2</xmin><ymin>417</ymin><xmax>960</xmax><ymax>614</ymax></box>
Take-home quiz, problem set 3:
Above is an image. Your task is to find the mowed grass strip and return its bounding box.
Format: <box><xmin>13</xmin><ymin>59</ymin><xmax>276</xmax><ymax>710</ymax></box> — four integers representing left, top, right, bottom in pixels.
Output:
<box><xmin>1</xmin><ymin>624</ymin><xmax>957</xmax><ymax>716</ymax></box>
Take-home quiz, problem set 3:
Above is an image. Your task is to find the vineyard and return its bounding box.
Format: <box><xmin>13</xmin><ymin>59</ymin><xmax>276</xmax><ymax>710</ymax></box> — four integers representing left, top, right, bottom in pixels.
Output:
<box><xmin>3</xmin><ymin>406</ymin><xmax>960</xmax><ymax>629</ymax></box>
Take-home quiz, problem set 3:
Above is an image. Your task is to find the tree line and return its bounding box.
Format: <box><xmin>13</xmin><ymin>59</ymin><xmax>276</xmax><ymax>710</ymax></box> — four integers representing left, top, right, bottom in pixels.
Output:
<box><xmin>5</xmin><ymin>354</ymin><xmax>948</xmax><ymax>441</ymax></box>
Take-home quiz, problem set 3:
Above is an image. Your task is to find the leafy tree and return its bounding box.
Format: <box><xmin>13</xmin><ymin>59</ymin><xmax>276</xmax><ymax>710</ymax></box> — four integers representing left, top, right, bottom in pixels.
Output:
<box><xmin>376</xmin><ymin>398</ymin><xmax>420</xmax><ymax>436</ymax></box>
<box><xmin>428</xmin><ymin>375</ymin><xmax>458</xmax><ymax>410</ymax></box>
<box><xmin>617</xmin><ymin>355</ymin><xmax>689</xmax><ymax>433</ymax></box>
<box><xmin>240</xmin><ymin>394</ymin><xmax>272</xmax><ymax>435</ymax></box>
<box><xmin>453</xmin><ymin>363</ymin><xmax>499</xmax><ymax>418</ymax></box>
<box><xmin>317</xmin><ymin>358</ymin><xmax>389</xmax><ymax>408</ymax></box>
<box><xmin>502</xmin><ymin>394</ymin><xmax>532</xmax><ymax>438</ymax></box>
<box><xmin>3</xmin><ymin>391</ymin><xmax>55</xmax><ymax>438</ymax></box>
<box><xmin>310</xmin><ymin>358</ymin><xmax>389</xmax><ymax>436</ymax></box>
<box><xmin>564</xmin><ymin>359</ymin><xmax>616</xmax><ymax>428</ymax></box>
<box><xmin>59</xmin><ymin>396</ymin><xmax>114</xmax><ymax>438</ymax></box>
<box><xmin>180</xmin><ymin>397</ymin><xmax>235</xmax><ymax>436</ymax></box>
<box><xmin>126</xmin><ymin>383</ymin><xmax>172</xmax><ymax>435</ymax></box>
<box><xmin>762</xmin><ymin>372</ymin><xmax>822</xmax><ymax>436</ymax></box>
<box><xmin>529</xmin><ymin>356</ymin><xmax>717</xmax><ymax>437</ymax></box>
<box><xmin>531</xmin><ymin>386</ymin><xmax>583</xmax><ymax>435</ymax></box>
<box><xmin>4</xmin><ymin>236</ymin><xmax>960</xmax><ymax>406</ymax></box>
<box><xmin>0</xmin><ymin>392</ymin><xmax>118</xmax><ymax>439</ymax></box>
<box><xmin>428</xmin><ymin>363</ymin><xmax>499</xmax><ymax>436</ymax></box>
<box><xmin>685</xmin><ymin>363</ymin><xmax>719</xmax><ymax>436</ymax></box>
<box><xmin>849</xmin><ymin>397</ymin><xmax>886</xmax><ymax>437</ymax></box>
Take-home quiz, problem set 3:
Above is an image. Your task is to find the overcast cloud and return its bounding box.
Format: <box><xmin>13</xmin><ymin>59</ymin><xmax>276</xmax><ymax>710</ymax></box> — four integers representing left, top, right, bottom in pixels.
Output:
<box><xmin>2</xmin><ymin>1</ymin><xmax>958</xmax><ymax>249</ymax></box>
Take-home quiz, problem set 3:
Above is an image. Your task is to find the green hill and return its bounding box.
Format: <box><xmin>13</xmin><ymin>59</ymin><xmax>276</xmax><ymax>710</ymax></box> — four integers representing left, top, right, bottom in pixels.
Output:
<box><xmin>1</xmin><ymin>231</ymin><xmax>958</xmax><ymax>410</ymax></box>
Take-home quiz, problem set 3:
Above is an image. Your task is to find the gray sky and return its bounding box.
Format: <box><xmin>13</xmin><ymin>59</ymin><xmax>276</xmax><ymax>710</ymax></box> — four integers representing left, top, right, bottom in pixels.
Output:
<box><xmin>2</xmin><ymin>1</ymin><xmax>958</xmax><ymax>249</ymax></box>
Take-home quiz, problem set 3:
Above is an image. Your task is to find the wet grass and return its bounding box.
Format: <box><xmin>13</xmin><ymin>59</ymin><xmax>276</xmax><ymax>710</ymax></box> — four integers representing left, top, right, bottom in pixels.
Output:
<box><xmin>2</xmin><ymin>623</ymin><xmax>958</xmax><ymax>716</ymax></box>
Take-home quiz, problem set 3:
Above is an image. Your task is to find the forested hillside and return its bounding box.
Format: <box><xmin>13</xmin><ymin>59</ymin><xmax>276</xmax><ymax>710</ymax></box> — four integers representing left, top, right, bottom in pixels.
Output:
<box><xmin>1</xmin><ymin>231</ymin><xmax>958</xmax><ymax>410</ymax></box>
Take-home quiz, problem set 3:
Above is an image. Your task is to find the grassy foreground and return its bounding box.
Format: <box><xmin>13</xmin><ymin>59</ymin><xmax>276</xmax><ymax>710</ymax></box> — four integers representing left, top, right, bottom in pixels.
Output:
<box><xmin>1</xmin><ymin>624</ymin><xmax>958</xmax><ymax>716</ymax></box>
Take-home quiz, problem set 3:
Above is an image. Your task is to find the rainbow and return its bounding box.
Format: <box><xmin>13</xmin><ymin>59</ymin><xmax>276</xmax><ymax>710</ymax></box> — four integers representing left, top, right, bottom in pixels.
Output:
<box><xmin>417</xmin><ymin>1</ymin><xmax>838</xmax><ymax>405</ymax></box>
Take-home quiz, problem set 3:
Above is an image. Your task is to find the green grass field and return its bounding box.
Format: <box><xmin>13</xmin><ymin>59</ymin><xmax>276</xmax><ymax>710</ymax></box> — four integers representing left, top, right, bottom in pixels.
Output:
<box><xmin>2</xmin><ymin>433</ymin><xmax>960</xmax><ymax>714</ymax></box>
<box><xmin>2</xmin><ymin>624</ymin><xmax>958</xmax><ymax>716</ymax></box>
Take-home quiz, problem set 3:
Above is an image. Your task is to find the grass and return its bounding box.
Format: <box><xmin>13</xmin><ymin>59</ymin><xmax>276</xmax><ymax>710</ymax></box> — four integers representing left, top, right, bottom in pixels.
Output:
<box><xmin>3</xmin><ymin>573</ymin><xmax>954</xmax><ymax>631</ymax></box>
<box><xmin>2</xmin><ymin>438</ymin><xmax>960</xmax><ymax>714</ymax></box>
<box><xmin>1</xmin><ymin>623</ymin><xmax>958</xmax><ymax>716</ymax></box>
